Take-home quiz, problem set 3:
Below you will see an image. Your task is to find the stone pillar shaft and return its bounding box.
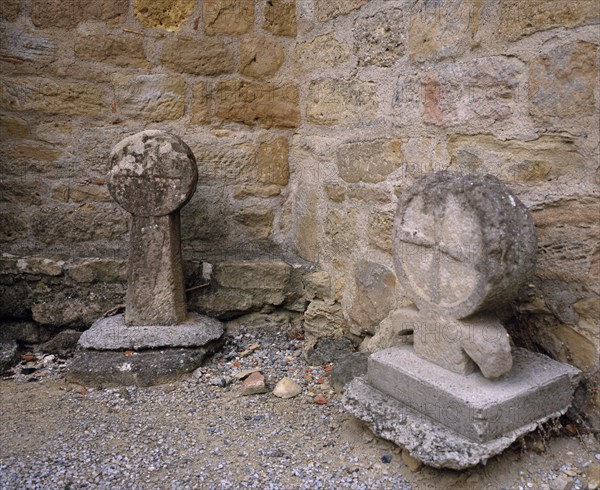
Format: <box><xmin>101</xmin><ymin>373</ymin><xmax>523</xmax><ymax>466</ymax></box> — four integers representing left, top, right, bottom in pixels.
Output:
<box><xmin>125</xmin><ymin>214</ymin><xmax>187</xmax><ymax>326</ymax></box>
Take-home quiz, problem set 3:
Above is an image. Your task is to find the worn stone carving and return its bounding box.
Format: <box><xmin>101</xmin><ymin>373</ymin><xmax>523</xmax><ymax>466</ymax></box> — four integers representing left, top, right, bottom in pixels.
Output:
<box><xmin>344</xmin><ymin>171</ymin><xmax>580</xmax><ymax>469</ymax></box>
<box><xmin>69</xmin><ymin>131</ymin><xmax>223</xmax><ymax>387</ymax></box>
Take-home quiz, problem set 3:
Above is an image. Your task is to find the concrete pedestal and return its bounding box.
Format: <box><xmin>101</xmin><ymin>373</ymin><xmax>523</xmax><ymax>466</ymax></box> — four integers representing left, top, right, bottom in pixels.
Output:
<box><xmin>68</xmin><ymin>313</ymin><xmax>223</xmax><ymax>387</ymax></box>
<box><xmin>343</xmin><ymin>346</ymin><xmax>580</xmax><ymax>469</ymax></box>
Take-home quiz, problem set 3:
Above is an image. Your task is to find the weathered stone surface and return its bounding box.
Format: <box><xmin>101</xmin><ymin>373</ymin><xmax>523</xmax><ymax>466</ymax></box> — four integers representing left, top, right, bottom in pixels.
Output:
<box><xmin>395</xmin><ymin>57</ymin><xmax>523</xmax><ymax>126</ymax></box>
<box><xmin>239</xmin><ymin>37</ymin><xmax>284</xmax><ymax>79</ymax></box>
<box><xmin>193</xmin><ymin>287</ymin><xmax>284</xmax><ymax>319</ymax></box>
<box><xmin>67</xmin><ymin>184</ymin><xmax>112</xmax><ymax>203</ymax></box>
<box><xmin>0</xmin><ymin>214</ymin><xmax>28</xmax><ymax>242</ymax></box>
<box><xmin>532</xmin><ymin>198</ymin><xmax>599</xmax><ymax>284</ymax></box>
<box><xmin>366</xmin><ymin>347</ymin><xmax>580</xmax><ymax>444</ymax></box>
<box><xmin>2</xmin><ymin>142</ymin><xmax>62</xmax><ymax>176</ymax></box>
<box><xmin>324</xmin><ymin>208</ymin><xmax>359</xmax><ymax>266</ymax></box>
<box><xmin>78</xmin><ymin>313</ymin><xmax>224</xmax><ymax>350</ymax></box>
<box><xmin>529</xmin><ymin>42</ymin><xmax>598</xmax><ymax>121</ymax></box>
<box><xmin>499</xmin><ymin>0</ymin><xmax>599</xmax><ymax>40</ymax></box>
<box><xmin>368</xmin><ymin>308</ymin><xmax>416</xmax><ymax>353</ymax></box>
<box><xmin>315</xmin><ymin>0</ymin><xmax>368</xmax><ymax>22</ymax></box>
<box><xmin>233</xmin><ymin>206</ymin><xmax>274</xmax><ymax>239</ymax></box>
<box><xmin>331</xmin><ymin>352</ymin><xmax>368</xmax><ymax>393</ymax></box>
<box><xmin>0</xmin><ymin>114</ymin><xmax>29</xmax><ymax>140</ymax></box>
<box><xmin>394</xmin><ymin>172</ymin><xmax>537</xmax><ymax>319</ymax></box>
<box><xmin>191</xmin><ymin>83</ymin><xmax>212</xmax><ymax>125</ymax></box>
<box><xmin>75</xmin><ymin>34</ymin><xmax>148</xmax><ymax>68</ymax></box>
<box><xmin>413</xmin><ymin>312</ymin><xmax>513</xmax><ymax>379</ymax></box>
<box><xmin>307</xmin><ymin>79</ymin><xmax>377</xmax><ymax>126</ymax></box>
<box><xmin>114</xmin><ymin>75</ymin><xmax>185</xmax><ymax>122</ymax></box>
<box><xmin>346</xmin><ymin>187</ymin><xmax>390</xmax><ymax>203</ymax></box>
<box><xmin>448</xmin><ymin>134</ymin><xmax>587</xmax><ymax>185</ymax></box>
<box><xmin>191</xmin><ymin>142</ymin><xmax>256</xmax><ymax>184</ymax></box>
<box><xmin>302</xmin><ymin>271</ymin><xmax>331</xmax><ymax>301</ymax></box>
<box><xmin>68</xmin><ymin>347</ymin><xmax>219</xmax><ymax>387</ymax></box>
<box><xmin>134</xmin><ymin>0</ymin><xmax>195</xmax><ymax>31</ymax></box>
<box><xmin>294</xmin><ymin>33</ymin><xmax>349</xmax><ymax>73</ymax></box>
<box><xmin>162</xmin><ymin>38</ymin><xmax>233</xmax><ymax>76</ymax></box>
<box><xmin>303</xmin><ymin>301</ymin><xmax>346</xmax><ymax>341</ymax></box>
<box><xmin>0</xmin><ymin>29</ymin><xmax>57</xmax><ymax>64</ymax></box>
<box><xmin>16</xmin><ymin>257</ymin><xmax>64</xmax><ymax>276</ymax></box>
<box><xmin>0</xmin><ymin>77</ymin><xmax>107</xmax><ymax>117</ymax></box>
<box><xmin>242</xmin><ymin>371</ymin><xmax>267</xmax><ymax>395</ymax></box>
<box><xmin>305</xmin><ymin>337</ymin><xmax>355</xmax><ymax>366</ymax></box>
<box><xmin>408</xmin><ymin>0</ymin><xmax>482</xmax><ymax>61</ymax></box>
<box><xmin>68</xmin><ymin>259</ymin><xmax>126</xmax><ymax>283</ymax></box>
<box><xmin>203</xmin><ymin>0</ymin><xmax>254</xmax><ymax>35</ymax></box>
<box><xmin>39</xmin><ymin>330</ymin><xmax>82</xmax><ymax>356</ymax></box>
<box><xmin>216</xmin><ymin>81</ymin><xmax>300</xmax><ymax>128</ymax></box>
<box><xmin>233</xmin><ymin>184</ymin><xmax>281</xmax><ymax>199</ymax></box>
<box><xmin>0</xmin><ymin>339</ymin><xmax>18</xmax><ymax>373</ymax></box>
<box><xmin>0</xmin><ymin>321</ymin><xmax>50</xmax><ymax>344</ymax></box>
<box><xmin>214</xmin><ymin>260</ymin><xmax>291</xmax><ymax>290</ymax></box>
<box><xmin>337</xmin><ymin>139</ymin><xmax>403</xmax><ymax>184</ymax></box>
<box><xmin>348</xmin><ymin>261</ymin><xmax>396</xmax><ymax>336</ymax></box>
<box><xmin>0</xmin><ymin>177</ymin><xmax>40</xmax><ymax>205</ymax></box>
<box><xmin>32</xmin><ymin>205</ymin><xmax>128</xmax><ymax>244</ymax></box>
<box><xmin>109</xmin><ymin>130</ymin><xmax>197</xmax><ymax>326</ymax></box>
<box><xmin>354</xmin><ymin>9</ymin><xmax>405</xmax><ymax>67</ymax></box>
<box><xmin>258</xmin><ymin>137</ymin><xmax>289</xmax><ymax>185</ymax></box>
<box><xmin>344</xmin><ymin>372</ymin><xmax>571</xmax><ymax>470</ymax></box>
<box><xmin>1</xmin><ymin>0</ymin><xmax>20</xmax><ymax>21</ymax></box>
<box><xmin>263</xmin><ymin>0</ymin><xmax>296</xmax><ymax>36</ymax></box>
<box><xmin>31</xmin><ymin>0</ymin><xmax>128</xmax><ymax>27</ymax></box>
<box><xmin>273</xmin><ymin>377</ymin><xmax>302</xmax><ymax>398</ymax></box>
<box><xmin>294</xmin><ymin>188</ymin><xmax>318</xmax><ymax>261</ymax></box>
<box><xmin>368</xmin><ymin>210</ymin><xmax>394</xmax><ymax>254</ymax></box>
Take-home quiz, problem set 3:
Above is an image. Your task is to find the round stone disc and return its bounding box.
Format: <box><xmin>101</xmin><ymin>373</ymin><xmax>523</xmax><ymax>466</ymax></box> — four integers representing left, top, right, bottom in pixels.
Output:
<box><xmin>108</xmin><ymin>130</ymin><xmax>198</xmax><ymax>217</ymax></box>
<box><xmin>393</xmin><ymin>172</ymin><xmax>537</xmax><ymax>319</ymax></box>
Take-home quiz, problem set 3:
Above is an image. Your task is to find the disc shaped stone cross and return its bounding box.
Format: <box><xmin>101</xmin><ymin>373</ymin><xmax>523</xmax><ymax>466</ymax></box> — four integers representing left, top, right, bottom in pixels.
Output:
<box><xmin>108</xmin><ymin>130</ymin><xmax>198</xmax><ymax>326</ymax></box>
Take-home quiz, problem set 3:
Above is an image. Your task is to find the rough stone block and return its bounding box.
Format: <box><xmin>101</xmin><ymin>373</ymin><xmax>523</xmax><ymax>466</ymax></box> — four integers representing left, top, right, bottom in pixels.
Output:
<box><xmin>307</xmin><ymin>79</ymin><xmax>377</xmax><ymax>126</ymax></box>
<box><xmin>68</xmin><ymin>259</ymin><xmax>126</xmax><ymax>283</ymax></box>
<box><xmin>368</xmin><ymin>307</ymin><xmax>416</xmax><ymax>353</ymax></box>
<box><xmin>305</xmin><ymin>337</ymin><xmax>355</xmax><ymax>366</ymax></box>
<box><xmin>113</xmin><ymin>74</ymin><xmax>185</xmax><ymax>122</ymax></box>
<box><xmin>78</xmin><ymin>313</ymin><xmax>223</xmax><ymax>351</ymax></box>
<box><xmin>499</xmin><ymin>0</ymin><xmax>599</xmax><ymax>40</ymax></box>
<box><xmin>354</xmin><ymin>9</ymin><xmax>405</xmax><ymax>67</ymax></box>
<box><xmin>302</xmin><ymin>271</ymin><xmax>332</xmax><ymax>301</ymax></box>
<box><xmin>262</xmin><ymin>0</ymin><xmax>296</xmax><ymax>36</ymax></box>
<box><xmin>31</xmin><ymin>0</ymin><xmax>127</xmax><ymax>28</ymax></box>
<box><xmin>529</xmin><ymin>42</ymin><xmax>598</xmax><ymax>121</ymax></box>
<box><xmin>348</xmin><ymin>261</ymin><xmax>396</xmax><ymax>336</ymax></box>
<box><xmin>0</xmin><ymin>76</ymin><xmax>107</xmax><ymax>117</ymax></box>
<box><xmin>191</xmin><ymin>83</ymin><xmax>212</xmax><ymax>125</ymax></box>
<box><xmin>0</xmin><ymin>114</ymin><xmax>29</xmax><ymax>140</ymax></box>
<box><xmin>233</xmin><ymin>184</ymin><xmax>281</xmax><ymax>199</ymax></box>
<box><xmin>336</xmin><ymin>139</ymin><xmax>403</xmax><ymax>184</ymax></box>
<box><xmin>134</xmin><ymin>0</ymin><xmax>195</xmax><ymax>31</ymax></box>
<box><xmin>162</xmin><ymin>38</ymin><xmax>233</xmax><ymax>76</ymax></box>
<box><xmin>239</xmin><ymin>37</ymin><xmax>284</xmax><ymax>79</ymax></box>
<box><xmin>68</xmin><ymin>346</ymin><xmax>220</xmax><ymax>387</ymax></box>
<box><xmin>368</xmin><ymin>210</ymin><xmax>394</xmax><ymax>254</ymax></box>
<box><xmin>303</xmin><ymin>300</ymin><xmax>346</xmax><ymax>341</ymax></box>
<box><xmin>294</xmin><ymin>33</ymin><xmax>348</xmax><ymax>73</ymax></box>
<box><xmin>258</xmin><ymin>137</ymin><xmax>289</xmax><ymax>185</ymax></box>
<box><xmin>1</xmin><ymin>0</ymin><xmax>20</xmax><ymax>21</ymax></box>
<box><xmin>367</xmin><ymin>346</ymin><xmax>580</xmax><ymax>443</ymax></box>
<box><xmin>214</xmin><ymin>260</ymin><xmax>291</xmax><ymax>290</ymax></box>
<box><xmin>16</xmin><ymin>257</ymin><xmax>64</xmax><ymax>276</ymax></box>
<box><xmin>233</xmin><ymin>206</ymin><xmax>274</xmax><ymax>239</ymax></box>
<box><xmin>203</xmin><ymin>0</ymin><xmax>254</xmax><ymax>35</ymax></box>
<box><xmin>0</xmin><ymin>29</ymin><xmax>57</xmax><ymax>64</ymax></box>
<box><xmin>448</xmin><ymin>134</ymin><xmax>587</xmax><ymax>186</ymax></box>
<box><xmin>315</xmin><ymin>0</ymin><xmax>368</xmax><ymax>22</ymax></box>
<box><xmin>215</xmin><ymin>81</ymin><xmax>300</xmax><ymax>128</ymax></box>
<box><xmin>75</xmin><ymin>34</ymin><xmax>148</xmax><ymax>68</ymax></box>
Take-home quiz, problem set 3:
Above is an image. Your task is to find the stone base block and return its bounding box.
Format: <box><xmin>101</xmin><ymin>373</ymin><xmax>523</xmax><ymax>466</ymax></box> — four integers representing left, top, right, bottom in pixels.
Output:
<box><xmin>68</xmin><ymin>344</ymin><xmax>222</xmax><ymax>387</ymax></box>
<box><xmin>78</xmin><ymin>313</ymin><xmax>223</xmax><ymax>350</ymax></box>
<box><xmin>69</xmin><ymin>313</ymin><xmax>225</xmax><ymax>387</ymax></box>
<box><xmin>343</xmin><ymin>346</ymin><xmax>580</xmax><ymax>469</ymax></box>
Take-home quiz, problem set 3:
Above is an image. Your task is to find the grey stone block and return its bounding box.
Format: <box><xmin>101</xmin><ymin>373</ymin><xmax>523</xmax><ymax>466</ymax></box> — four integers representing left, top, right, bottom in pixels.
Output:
<box><xmin>68</xmin><ymin>343</ymin><xmax>222</xmax><ymax>387</ymax></box>
<box><xmin>78</xmin><ymin>313</ymin><xmax>223</xmax><ymax>351</ymax></box>
<box><xmin>367</xmin><ymin>346</ymin><xmax>580</xmax><ymax>443</ymax></box>
<box><xmin>344</xmin><ymin>375</ymin><xmax>566</xmax><ymax>470</ymax></box>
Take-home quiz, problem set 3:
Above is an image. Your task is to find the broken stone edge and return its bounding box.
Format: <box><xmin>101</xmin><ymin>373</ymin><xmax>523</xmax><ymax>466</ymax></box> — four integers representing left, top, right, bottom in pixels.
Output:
<box><xmin>78</xmin><ymin>313</ymin><xmax>224</xmax><ymax>350</ymax></box>
<box><xmin>68</xmin><ymin>339</ymin><xmax>224</xmax><ymax>387</ymax></box>
<box><xmin>343</xmin><ymin>376</ymin><xmax>568</xmax><ymax>470</ymax></box>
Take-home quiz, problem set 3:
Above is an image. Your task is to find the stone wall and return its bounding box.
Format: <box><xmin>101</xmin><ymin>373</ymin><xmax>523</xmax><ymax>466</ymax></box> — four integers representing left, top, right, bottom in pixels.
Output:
<box><xmin>1</xmin><ymin>1</ymin><xmax>598</xmax><ymax>420</ymax></box>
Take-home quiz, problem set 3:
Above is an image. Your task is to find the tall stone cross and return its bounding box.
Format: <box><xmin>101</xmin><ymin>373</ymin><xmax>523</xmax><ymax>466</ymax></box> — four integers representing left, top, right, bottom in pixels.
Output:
<box><xmin>108</xmin><ymin>130</ymin><xmax>198</xmax><ymax>326</ymax></box>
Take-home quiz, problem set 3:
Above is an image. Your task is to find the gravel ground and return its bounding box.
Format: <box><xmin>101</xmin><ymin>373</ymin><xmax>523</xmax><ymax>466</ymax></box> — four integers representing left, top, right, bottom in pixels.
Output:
<box><xmin>1</xmin><ymin>323</ymin><xmax>599</xmax><ymax>490</ymax></box>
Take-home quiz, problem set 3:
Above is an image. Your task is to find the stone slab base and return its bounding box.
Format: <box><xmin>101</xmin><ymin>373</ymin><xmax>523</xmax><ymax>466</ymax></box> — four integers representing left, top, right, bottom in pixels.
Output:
<box><xmin>344</xmin><ymin>376</ymin><xmax>567</xmax><ymax>470</ymax></box>
<box><xmin>68</xmin><ymin>343</ymin><xmax>222</xmax><ymax>387</ymax></box>
<box><xmin>368</xmin><ymin>346</ymin><xmax>580</xmax><ymax>443</ymax></box>
<box><xmin>78</xmin><ymin>313</ymin><xmax>223</xmax><ymax>350</ymax></box>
